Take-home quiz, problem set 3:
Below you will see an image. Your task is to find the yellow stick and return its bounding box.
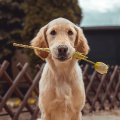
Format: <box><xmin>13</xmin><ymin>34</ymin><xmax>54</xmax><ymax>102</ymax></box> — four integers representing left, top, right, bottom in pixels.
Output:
<box><xmin>83</xmin><ymin>59</ymin><xmax>95</xmax><ymax>65</ymax></box>
<box><xmin>13</xmin><ymin>43</ymin><xmax>50</xmax><ymax>52</ymax></box>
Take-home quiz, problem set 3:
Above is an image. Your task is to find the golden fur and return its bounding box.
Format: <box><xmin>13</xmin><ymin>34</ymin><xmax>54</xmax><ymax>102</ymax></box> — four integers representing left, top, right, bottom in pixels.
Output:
<box><xmin>31</xmin><ymin>18</ymin><xmax>89</xmax><ymax>120</ymax></box>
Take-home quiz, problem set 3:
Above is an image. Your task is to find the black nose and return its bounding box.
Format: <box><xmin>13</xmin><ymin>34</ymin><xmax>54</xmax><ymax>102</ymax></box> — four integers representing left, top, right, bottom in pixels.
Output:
<box><xmin>57</xmin><ymin>45</ymin><xmax>68</xmax><ymax>55</ymax></box>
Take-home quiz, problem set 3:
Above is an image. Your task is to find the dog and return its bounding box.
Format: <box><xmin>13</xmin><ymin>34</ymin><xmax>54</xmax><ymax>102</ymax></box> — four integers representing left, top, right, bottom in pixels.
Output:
<box><xmin>31</xmin><ymin>18</ymin><xmax>89</xmax><ymax>120</ymax></box>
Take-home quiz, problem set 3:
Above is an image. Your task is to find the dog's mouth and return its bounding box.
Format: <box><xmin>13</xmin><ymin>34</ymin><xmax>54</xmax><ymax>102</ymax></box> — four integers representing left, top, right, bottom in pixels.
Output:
<box><xmin>54</xmin><ymin>56</ymin><xmax>71</xmax><ymax>62</ymax></box>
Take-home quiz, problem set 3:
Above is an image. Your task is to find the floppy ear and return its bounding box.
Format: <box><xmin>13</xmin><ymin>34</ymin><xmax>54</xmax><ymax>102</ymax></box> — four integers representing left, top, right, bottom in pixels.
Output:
<box><xmin>75</xmin><ymin>26</ymin><xmax>90</xmax><ymax>55</ymax></box>
<box><xmin>31</xmin><ymin>25</ymin><xmax>49</xmax><ymax>60</ymax></box>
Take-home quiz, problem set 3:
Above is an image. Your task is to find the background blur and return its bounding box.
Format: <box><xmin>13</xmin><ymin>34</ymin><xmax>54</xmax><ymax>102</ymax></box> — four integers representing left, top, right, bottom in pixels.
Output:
<box><xmin>0</xmin><ymin>0</ymin><xmax>120</xmax><ymax>78</ymax></box>
<box><xmin>0</xmin><ymin>1</ymin><xmax>120</xmax><ymax>119</ymax></box>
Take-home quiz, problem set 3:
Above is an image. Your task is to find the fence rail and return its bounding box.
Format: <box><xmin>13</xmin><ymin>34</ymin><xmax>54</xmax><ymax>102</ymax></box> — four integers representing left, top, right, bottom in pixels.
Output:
<box><xmin>0</xmin><ymin>60</ymin><xmax>120</xmax><ymax>120</ymax></box>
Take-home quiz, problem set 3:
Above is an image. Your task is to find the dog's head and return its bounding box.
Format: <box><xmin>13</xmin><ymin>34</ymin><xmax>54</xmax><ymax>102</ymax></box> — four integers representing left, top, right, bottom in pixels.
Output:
<box><xmin>31</xmin><ymin>18</ymin><xmax>90</xmax><ymax>62</ymax></box>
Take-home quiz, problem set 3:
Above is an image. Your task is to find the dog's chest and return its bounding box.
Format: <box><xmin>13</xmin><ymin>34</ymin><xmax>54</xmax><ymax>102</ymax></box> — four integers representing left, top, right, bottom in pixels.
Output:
<box><xmin>47</xmin><ymin>76</ymin><xmax>84</xmax><ymax>114</ymax></box>
<box><xmin>54</xmin><ymin>73</ymin><xmax>84</xmax><ymax>105</ymax></box>
<box><xmin>54</xmin><ymin>68</ymin><xmax>82</xmax><ymax>96</ymax></box>
<box><xmin>55</xmin><ymin>77</ymin><xmax>72</xmax><ymax>97</ymax></box>
<box><xmin>39</xmin><ymin>65</ymin><xmax>85</xmax><ymax>113</ymax></box>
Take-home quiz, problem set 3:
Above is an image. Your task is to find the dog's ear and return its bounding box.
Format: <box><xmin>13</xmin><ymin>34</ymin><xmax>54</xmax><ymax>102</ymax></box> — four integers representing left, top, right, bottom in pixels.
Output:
<box><xmin>31</xmin><ymin>25</ymin><xmax>49</xmax><ymax>60</ymax></box>
<box><xmin>74</xmin><ymin>26</ymin><xmax>90</xmax><ymax>55</ymax></box>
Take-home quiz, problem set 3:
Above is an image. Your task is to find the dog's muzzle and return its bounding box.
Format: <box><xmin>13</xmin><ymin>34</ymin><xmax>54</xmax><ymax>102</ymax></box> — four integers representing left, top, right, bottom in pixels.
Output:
<box><xmin>57</xmin><ymin>45</ymin><xmax>68</xmax><ymax>61</ymax></box>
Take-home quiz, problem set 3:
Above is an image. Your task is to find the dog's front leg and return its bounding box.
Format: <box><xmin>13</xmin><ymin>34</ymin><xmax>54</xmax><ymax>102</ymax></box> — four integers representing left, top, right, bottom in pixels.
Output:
<box><xmin>41</xmin><ymin>113</ymin><xmax>51</xmax><ymax>120</ymax></box>
<box><xmin>71</xmin><ymin>112</ymin><xmax>82</xmax><ymax>120</ymax></box>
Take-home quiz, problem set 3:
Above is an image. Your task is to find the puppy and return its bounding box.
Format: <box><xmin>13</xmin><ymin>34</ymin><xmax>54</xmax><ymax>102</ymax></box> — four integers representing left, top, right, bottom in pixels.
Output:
<box><xmin>31</xmin><ymin>18</ymin><xmax>89</xmax><ymax>120</ymax></box>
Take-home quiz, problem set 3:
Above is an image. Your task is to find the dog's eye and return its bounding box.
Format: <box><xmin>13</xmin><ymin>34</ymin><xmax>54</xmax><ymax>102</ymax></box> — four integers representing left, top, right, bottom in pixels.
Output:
<box><xmin>68</xmin><ymin>30</ymin><xmax>73</xmax><ymax>35</ymax></box>
<box><xmin>50</xmin><ymin>30</ymin><xmax>56</xmax><ymax>35</ymax></box>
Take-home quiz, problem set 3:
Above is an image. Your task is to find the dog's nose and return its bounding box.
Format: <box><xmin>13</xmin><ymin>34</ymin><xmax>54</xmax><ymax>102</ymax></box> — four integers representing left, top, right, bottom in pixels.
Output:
<box><xmin>57</xmin><ymin>45</ymin><xmax>68</xmax><ymax>54</ymax></box>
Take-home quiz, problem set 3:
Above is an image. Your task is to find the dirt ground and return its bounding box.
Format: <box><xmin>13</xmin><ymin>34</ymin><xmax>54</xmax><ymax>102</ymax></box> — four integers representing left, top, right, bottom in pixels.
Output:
<box><xmin>83</xmin><ymin>108</ymin><xmax>120</xmax><ymax>120</ymax></box>
<box><xmin>0</xmin><ymin>98</ymin><xmax>120</xmax><ymax>120</ymax></box>
<box><xmin>1</xmin><ymin>108</ymin><xmax>120</xmax><ymax>120</ymax></box>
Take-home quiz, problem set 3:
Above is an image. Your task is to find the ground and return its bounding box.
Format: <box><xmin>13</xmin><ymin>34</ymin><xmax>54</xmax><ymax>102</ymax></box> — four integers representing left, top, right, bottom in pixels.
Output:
<box><xmin>0</xmin><ymin>108</ymin><xmax>120</xmax><ymax>120</ymax></box>
<box><xmin>83</xmin><ymin>109</ymin><xmax>120</xmax><ymax>120</ymax></box>
<box><xmin>0</xmin><ymin>97</ymin><xmax>120</xmax><ymax>120</ymax></box>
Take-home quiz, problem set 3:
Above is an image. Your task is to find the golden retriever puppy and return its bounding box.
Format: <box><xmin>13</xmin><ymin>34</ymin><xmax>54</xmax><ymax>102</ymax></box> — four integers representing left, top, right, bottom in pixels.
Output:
<box><xmin>31</xmin><ymin>18</ymin><xmax>89</xmax><ymax>120</ymax></box>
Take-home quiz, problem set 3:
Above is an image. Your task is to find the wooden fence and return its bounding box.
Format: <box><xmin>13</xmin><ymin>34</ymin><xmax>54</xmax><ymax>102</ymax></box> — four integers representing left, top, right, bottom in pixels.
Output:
<box><xmin>0</xmin><ymin>60</ymin><xmax>120</xmax><ymax>120</ymax></box>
